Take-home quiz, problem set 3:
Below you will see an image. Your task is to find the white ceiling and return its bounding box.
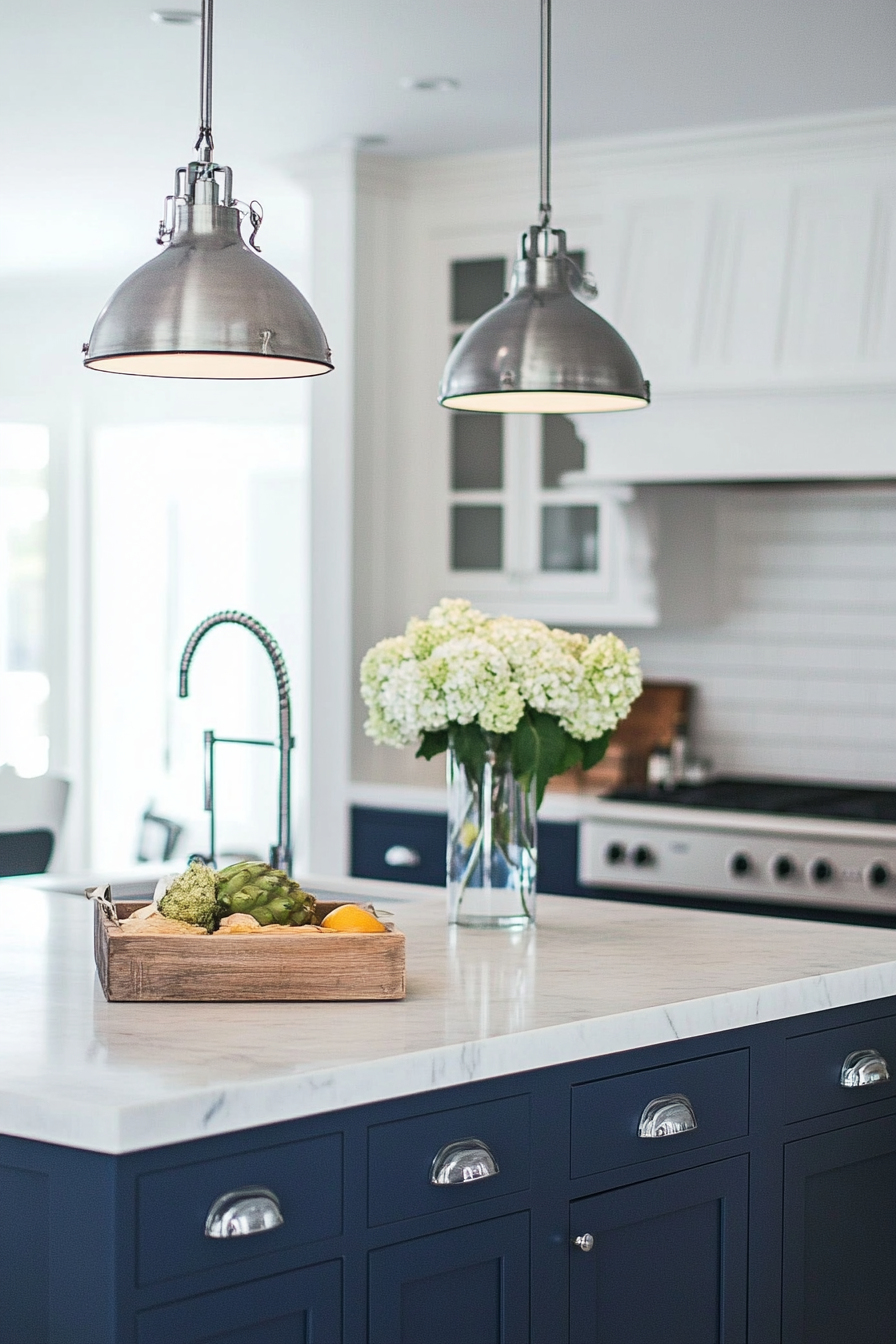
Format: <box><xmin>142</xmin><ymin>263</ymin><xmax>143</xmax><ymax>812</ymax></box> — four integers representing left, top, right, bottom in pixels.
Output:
<box><xmin>1</xmin><ymin>0</ymin><xmax>895</xmax><ymax>273</ymax></box>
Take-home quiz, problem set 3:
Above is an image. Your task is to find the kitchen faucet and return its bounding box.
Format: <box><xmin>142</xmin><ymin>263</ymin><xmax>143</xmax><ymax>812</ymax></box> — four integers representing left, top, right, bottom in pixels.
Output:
<box><xmin>178</xmin><ymin>610</ymin><xmax>293</xmax><ymax>873</ymax></box>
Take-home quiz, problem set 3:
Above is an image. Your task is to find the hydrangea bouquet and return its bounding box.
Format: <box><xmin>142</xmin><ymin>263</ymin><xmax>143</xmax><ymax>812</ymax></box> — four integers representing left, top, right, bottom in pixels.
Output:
<box><xmin>361</xmin><ymin>599</ymin><xmax>642</xmax><ymax>925</ymax></box>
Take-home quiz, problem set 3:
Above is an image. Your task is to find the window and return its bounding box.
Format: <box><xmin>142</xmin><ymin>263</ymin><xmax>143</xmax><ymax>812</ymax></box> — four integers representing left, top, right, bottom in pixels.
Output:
<box><xmin>0</xmin><ymin>425</ymin><xmax>49</xmax><ymax>777</ymax></box>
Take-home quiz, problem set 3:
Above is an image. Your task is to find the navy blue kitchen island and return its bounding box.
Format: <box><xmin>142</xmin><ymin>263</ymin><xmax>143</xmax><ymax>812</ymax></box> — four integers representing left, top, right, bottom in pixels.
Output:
<box><xmin>3</xmin><ymin>875</ymin><xmax>896</xmax><ymax>1342</ymax></box>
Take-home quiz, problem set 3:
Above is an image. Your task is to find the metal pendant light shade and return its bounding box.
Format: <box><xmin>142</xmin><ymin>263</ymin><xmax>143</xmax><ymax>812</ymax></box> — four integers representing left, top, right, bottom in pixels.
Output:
<box><xmin>84</xmin><ymin>0</ymin><xmax>332</xmax><ymax>381</ymax></box>
<box><xmin>438</xmin><ymin>0</ymin><xmax>647</xmax><ymax>414</ymax></box>
<box><xmin>440</xmin><ymin>226</ymin><xmax>648</xmax><ymax>412</ymax></box>
<box><xmin>85</xmin><ymin>199</ymin><xmax>332</xmax><ymax>379</ymax></box>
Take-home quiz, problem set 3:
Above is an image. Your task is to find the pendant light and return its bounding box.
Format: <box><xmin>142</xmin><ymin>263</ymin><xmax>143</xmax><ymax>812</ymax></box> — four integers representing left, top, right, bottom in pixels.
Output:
<box><xmin>83</xmin><ymin>0</ymin><xmax>333</xmax><ymax>380</ymax></box>
<box><xmin>439</xmin><ymin>0</ymin><xmax>648</xmax><ymax>413</ymax></box>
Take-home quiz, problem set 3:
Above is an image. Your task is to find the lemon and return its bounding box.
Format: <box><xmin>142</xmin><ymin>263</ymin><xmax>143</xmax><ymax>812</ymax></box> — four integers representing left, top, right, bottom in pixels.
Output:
<box><xmin>320</xmin><ymin>904</ymin><xmax>387</xmax><ymax>933</ymax></box>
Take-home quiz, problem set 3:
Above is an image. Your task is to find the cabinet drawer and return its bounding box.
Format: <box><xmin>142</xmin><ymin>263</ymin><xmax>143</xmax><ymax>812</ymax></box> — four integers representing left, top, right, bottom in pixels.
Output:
<box><xmin>137</xmin><ymin>1133</ymin><xmax>342</xmax><ymax>1287</ymax></box>
<box><xmin>571</xmin><ymin>1050</ymin><xmax>749</xmax><ymax>1179</ymax></box>
<box><xmin>368</xmin><ymin>1094</ymin><xmax>530</xmax><ymax>1227</ymax></box>
<box><xmin>351</xmin><ymin>806</ymin><xmax>447</xmax><ymax>886</ymax></box>
<box><xmin>785</xmin><ymin>1015</ymin><xmax>896</xmax><ymax>1123</ymax></box>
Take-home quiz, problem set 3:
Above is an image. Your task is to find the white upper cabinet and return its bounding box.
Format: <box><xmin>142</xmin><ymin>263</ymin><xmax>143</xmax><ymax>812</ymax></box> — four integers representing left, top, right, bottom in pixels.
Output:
<box><xmin>386</xmin><ymin>111</ymin><xmax>896</xmax><ymax>485</ymax></box>
<box><xmin>341</xmin><ymin>113</ymin><xmax>896</xmax><ymax>654</ymax></box>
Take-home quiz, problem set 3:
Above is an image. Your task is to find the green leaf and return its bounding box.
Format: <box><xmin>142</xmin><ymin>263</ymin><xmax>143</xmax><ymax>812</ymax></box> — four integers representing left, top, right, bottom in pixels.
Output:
<box><xmin>581</xmin><ymin>731</ymin><xmax>612</xmax><ymax>771</ymax></box>
<box><xmin>528</xmin><ymin>712</ymin><xmax>575</xmax><ymax>808</ymax></box>
<box><xmin>416</xmin><ymin>729</ymin><xmax>449</xmax><ymax>761</ymax></box>
<box><xmin>510</xmin><ymin>712</ymin><xmax>540</xmax><ymax>792</ymax></box>
<box><xmin>449</xmin><ymin>722</ymin><xmax>489</xmax><ymax>783</ymax></box>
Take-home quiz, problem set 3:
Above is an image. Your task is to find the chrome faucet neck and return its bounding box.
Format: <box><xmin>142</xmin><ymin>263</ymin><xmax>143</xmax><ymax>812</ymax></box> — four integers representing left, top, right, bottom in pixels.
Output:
<box><xmin>178</xmin><ymin>610</ymin><xmax>293</xmax><ymax>872</ymax></box>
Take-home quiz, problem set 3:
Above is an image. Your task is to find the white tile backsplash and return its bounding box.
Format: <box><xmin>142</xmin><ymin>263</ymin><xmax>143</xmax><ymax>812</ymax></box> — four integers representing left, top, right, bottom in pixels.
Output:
<box><xmin>616</xmin><ymin>484</ymin><xmax>896</xmax><ymax>786</ymax></box>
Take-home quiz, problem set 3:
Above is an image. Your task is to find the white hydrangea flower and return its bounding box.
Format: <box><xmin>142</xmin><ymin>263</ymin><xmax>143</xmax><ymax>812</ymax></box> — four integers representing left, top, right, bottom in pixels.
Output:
<box><xmin>421</xmin><ymin>635</ymin><xmax>524</xmax><ymax>734</ymax></box>
<box><xmin>560</xmin><ymin>633</ymin><xmax>643</xmax><ymax>739</ymax></box>
<box><xmin>360</xmin><ymin>601</ymin><xmax>641</xmax><ymax>748</ymax></box>
<box><xmin>405</xmin><ymin>597</ymin><xmax>489</xmax><ymax>659</ymax></box>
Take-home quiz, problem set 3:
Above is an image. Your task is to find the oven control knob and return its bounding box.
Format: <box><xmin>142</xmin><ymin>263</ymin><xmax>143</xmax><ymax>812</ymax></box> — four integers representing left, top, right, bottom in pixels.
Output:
<box><xmin>729</xmin><ymin>852</ymin><xmax>752</xmax><ymax>877</ymax></box>
<box><xmin>866</xmin><ymin>862</ymin><xmax>891</xmax><ymax>889</ymax></box>
<box><xmin>604</xmin><ymin>842</ymin><xmax>626</xmax><ymax>866</ymax></box>
<box><xmin>810</xmin><ymin>858</ymin><xmax>834</xmax><ymax>884</ymax></box>
<box><xmin>630</xmin><ymin>845</ymin><xmax>655</xmax><ymax>868</ymax></box>
<box><xmin>772</xmin><ymin>855</ymin><xmax>797</xmax><ymax>881</ymax></box>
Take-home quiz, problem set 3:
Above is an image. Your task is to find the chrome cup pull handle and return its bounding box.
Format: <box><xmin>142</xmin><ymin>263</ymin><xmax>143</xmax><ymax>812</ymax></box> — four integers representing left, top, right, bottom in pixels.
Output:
<box><xmin>840</xmin><ymin>1049</ymin><xmax>890</xmax><ymax>1089</ymax></box>
<box><xmin>638</xmin><ymin>1093</ymin><xmax>698</xmax><ymax>1139</ymax></box>
<box><xmin>430</xmin><ymin>1138</ymin><xmax>499</xmax><ymax>1185</ymax></box>
<box><xmin>204</xmin><ymin>1186</ymin><xmax>284</xmax><ymax>1239</ymax></box>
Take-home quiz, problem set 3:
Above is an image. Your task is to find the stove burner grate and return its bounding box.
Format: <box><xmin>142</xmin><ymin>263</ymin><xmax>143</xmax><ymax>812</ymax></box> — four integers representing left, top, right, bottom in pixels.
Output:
<box><xmin>609</xmin><ymin>777</ymin><xmax>896</xmax><ymax>826</ymax></box>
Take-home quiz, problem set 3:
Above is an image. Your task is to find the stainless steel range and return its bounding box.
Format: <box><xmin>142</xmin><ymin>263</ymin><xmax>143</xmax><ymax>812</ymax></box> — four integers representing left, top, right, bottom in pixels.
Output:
<box><xmin>579</xmin><ymin>778</ymin><xmax>896</xmax><ymax>918</ymax></box>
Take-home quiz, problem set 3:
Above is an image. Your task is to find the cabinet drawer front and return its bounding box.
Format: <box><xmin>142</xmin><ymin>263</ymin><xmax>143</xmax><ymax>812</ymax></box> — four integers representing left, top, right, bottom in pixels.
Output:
<box><xmin>785</xmin><ymin>1015</ymin><xmax>896</xmax><ymax>1123</ymax></box>
<box><xmin>137</xmin><ymin>1260</ymin><xmax>342</xmax><ymax>1344</ymax></box>
<box><xmin>137</xmin><ymin>1133</ymin><xmax>342</xmax><ymax>1287</ymax></box>
<box><xmin>571</xmin><ymin>1050</ymin><xmax>749</xmax><ymax>1179</ymax></box>
<box><xmin>368</xmin><ymin>1094</ymin><xmax>530</xmax><ymax>1227</ymax></box>
<box><xmin>351</xmin><ymin>806</ymin><xmax>447</xmax><ymax>885</ymax></box>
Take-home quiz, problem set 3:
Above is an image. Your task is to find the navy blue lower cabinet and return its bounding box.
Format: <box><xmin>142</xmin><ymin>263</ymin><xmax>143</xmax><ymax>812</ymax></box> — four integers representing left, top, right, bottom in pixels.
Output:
<box><xmin>368</xmin><ymin>1212</ymin><xmax>529</xmax><ymax>1344</ymax></box>
<box><xmin>13</xmin><ymin>995</ymin><xmax>896</xmax><ymax>1342</ymax></box>
<box><xmin>350</xmin><ymin>807</ymin><xmax>447</xmax><ymax>886</ymax></box>
<box><xmin>350</xmin><ymin>805</ymin><xmax>591</xmax><ymax>897</ymax></box>
<box><xmin>569</xmin><ymin>1156</ymin><xmax>749</xmax><ymax>1344</ymax></box>
<box><xmin>782</xmin><ymin>1112</ymin><xmax>896</xmax><ymax>1344</ymax></box>
<box><xmin>135</xmin><ymin>1260</ymin><xmax>342</xmax><ymax>1344</ymax></box>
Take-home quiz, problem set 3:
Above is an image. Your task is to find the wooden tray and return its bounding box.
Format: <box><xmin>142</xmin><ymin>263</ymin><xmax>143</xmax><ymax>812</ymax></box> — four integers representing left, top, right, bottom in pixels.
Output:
<box><xmin>94</xmin><ymin>900</ymin><xmax>406</xmax><ymax>1002</ymax></box>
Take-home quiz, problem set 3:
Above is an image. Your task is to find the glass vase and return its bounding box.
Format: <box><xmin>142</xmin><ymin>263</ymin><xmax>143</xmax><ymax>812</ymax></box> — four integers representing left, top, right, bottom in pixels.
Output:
<box><xmin>447</xmin><ymin>740</ymin><xmax>537</xmax><ymax>927</ymax></box>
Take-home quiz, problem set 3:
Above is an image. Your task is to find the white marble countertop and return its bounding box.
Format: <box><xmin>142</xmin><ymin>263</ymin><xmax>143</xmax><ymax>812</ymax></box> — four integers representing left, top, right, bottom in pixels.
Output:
<box><xmin>5</xmin><ymin>873</ymin><xmax>896</xmax><ymax>1154</ymax></box>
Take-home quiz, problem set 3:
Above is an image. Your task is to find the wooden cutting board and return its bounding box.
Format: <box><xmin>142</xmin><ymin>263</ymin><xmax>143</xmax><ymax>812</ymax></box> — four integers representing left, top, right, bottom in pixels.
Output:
<box><xmin>94</xmin><ymin>900</ymin><xmax>406</xmax><ymax>1002</ymax></box>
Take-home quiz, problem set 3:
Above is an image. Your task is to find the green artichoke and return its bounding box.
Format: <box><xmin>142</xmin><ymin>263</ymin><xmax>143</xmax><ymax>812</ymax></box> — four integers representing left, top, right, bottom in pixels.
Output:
<box><xmin>214</xmin><ymin>861</ymin><xmax>316</xmax><ymax>927</ymax></box>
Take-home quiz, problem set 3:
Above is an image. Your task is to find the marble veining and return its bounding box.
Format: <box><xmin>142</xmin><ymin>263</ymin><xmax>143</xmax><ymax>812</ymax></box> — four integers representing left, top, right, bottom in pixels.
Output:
<box><xmin>4</xmin><ymin>875</ymin><xmax>896</xmax><ymax>1153</ymax></box>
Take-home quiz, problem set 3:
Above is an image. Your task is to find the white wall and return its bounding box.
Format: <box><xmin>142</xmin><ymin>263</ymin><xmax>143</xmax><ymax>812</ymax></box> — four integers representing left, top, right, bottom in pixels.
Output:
<box><xmin>616</xmin><ymin>483</ymin><xmax>896</xmax><ymax>786</ymax></box>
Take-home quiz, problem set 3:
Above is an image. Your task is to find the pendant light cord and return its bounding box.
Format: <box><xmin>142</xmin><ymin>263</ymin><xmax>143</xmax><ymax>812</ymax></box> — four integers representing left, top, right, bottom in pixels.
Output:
<box><xmin>538</xmin><ymin>0</ymin><xmax>551</xmax><ymax>228</ymax></box>
<box><xmin>196</xmin><ymin>0</ymin><xmax>214</xmax><ymax>162</ymax></box>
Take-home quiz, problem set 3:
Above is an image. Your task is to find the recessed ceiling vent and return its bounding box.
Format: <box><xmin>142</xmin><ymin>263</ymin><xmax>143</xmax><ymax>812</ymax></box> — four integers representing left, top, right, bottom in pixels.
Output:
<box><xmin>399</xmin><ymin>76</ymin><xmax>460</xmax><ymax>92</ymax></box>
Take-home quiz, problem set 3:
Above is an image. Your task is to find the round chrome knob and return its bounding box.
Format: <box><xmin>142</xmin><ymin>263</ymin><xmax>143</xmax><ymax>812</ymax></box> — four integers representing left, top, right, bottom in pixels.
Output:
<box><xmin>772</xmin><ymin>854</ymin><xmax>796</xmax><ymax>881</ymax></box>
<box><xmin>573</xmin><ymin>1233</ymin><xmax>595</xmax><ymax>1252</ymax></box>
<box><xmin>630</xmin><ymin>845</ymin><xmax>654</xmax><ymax>868</ymax></box>
<box><xmin>604</xmin><ymin>842</ymin><xmax>626</xmax><ymax>865</ymax></box>
<box><xmin>810</xmin><ymin>858</ymin><xmax>834</xmax><ymax>884</ymax></box>
<box><xmin>729</xmin><ymin>852</ymin><xmax>752</xmax><ymax>877</ymax></box>
<box><xmin>866</xmin><ymin>861</ymin><xmax>890</xmax><ymax>889</ymax></box>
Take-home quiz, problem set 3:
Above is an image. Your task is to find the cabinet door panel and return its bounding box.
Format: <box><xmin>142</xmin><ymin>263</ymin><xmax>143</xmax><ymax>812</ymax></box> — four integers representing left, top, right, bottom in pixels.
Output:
<box><xmin>136</xmin><ymin>1260</ymin><xmax>341</xmax><ymax>1344</ymax></box>
<box><xmin>570</xmin><ymin>1156</ymin><xmax>748</xmax><ymax>1344</ymax></box>
<box><xmin>369</xmin><ymin>1212</ymin><xmax>529</xmax><ymax>1344</ymax></box>
<box><xmin>783</xmin><ymin>1113</ymin><xmax>896</xmax><ymax>1343</ymax></box>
